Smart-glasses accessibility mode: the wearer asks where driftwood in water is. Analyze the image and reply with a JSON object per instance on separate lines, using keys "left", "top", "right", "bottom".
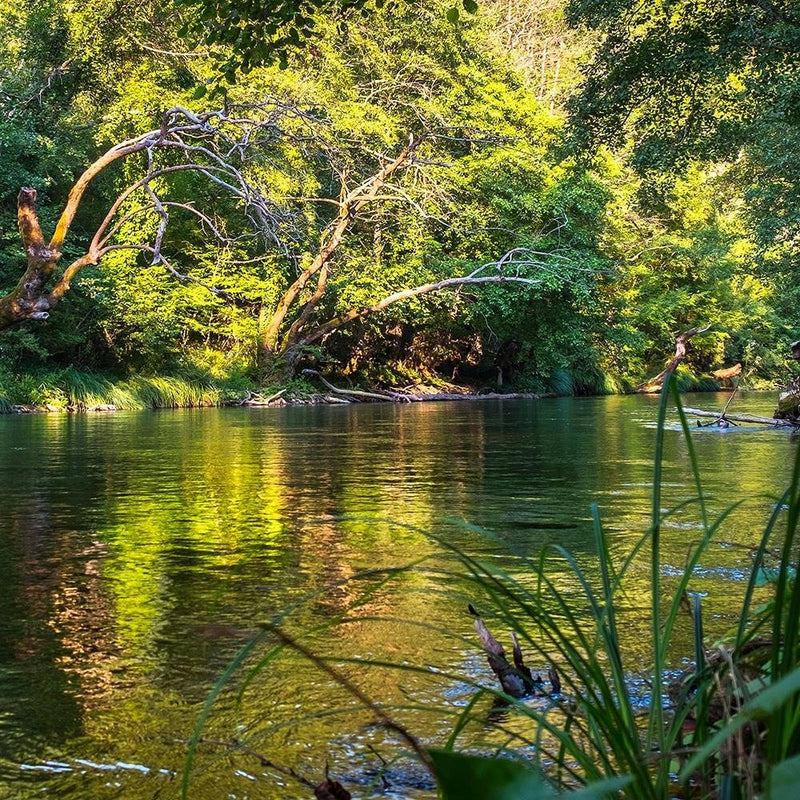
{"left": 399, "top": 391, "right": 547, "bottom": 402}
{"left": 302, "top": 370, "right": 548, "bottom": 404}
{"left": 639, "top": 325, "right": 712, "bottom": 393}
{"left": 683, "top": 407, "right": 799, "bottom": 428}
{"left": 711, "top": 363, "right": 742, "bottom": 383}
{"left": 469, "top": 606, "right": 559, "bottom": 698}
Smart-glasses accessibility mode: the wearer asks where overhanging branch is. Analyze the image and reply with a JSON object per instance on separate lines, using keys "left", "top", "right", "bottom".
{"left": 293, "top": 248, "right": 562, "bottom": 350}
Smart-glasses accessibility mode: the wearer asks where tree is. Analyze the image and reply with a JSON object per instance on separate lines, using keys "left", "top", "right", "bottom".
{"left": 566, "top": 0, "right": 800, "bottom": 260}
{"left": 3, "top": 106, "right": 561, "bottom": 375}
{"left": 175, "top": 0, "right": 480, "bottom": 87}
{"left": 1, "top": 0, "right": 626, "bottom": 389}
{"left": 3, "top": 107, "right": 283, "bottom": 330}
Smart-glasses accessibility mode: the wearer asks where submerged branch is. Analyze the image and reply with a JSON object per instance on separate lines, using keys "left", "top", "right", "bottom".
{"left": 682, "top": 408, "right": 799, "bottom": 428}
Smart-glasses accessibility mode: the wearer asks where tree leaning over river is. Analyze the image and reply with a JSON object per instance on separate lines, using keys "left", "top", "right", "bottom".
{"left": 4, "top": 105, "right": 577, "bottom": 376}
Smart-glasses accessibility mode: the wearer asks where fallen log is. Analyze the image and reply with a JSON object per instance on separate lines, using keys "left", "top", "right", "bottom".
{"left": 302, "top": 369, "right": 406, "bottom": 402}
{"left": 682, "top": 407, "right": 799, "bottom": 428}
{"left": 302, "top": 370, "right": 549, "bottom": 404}
{"left": 400, "top": 391, "right": 546, "bottom": 402}
{"left": 639, "top": 325, "right": 712, "bottom": 393}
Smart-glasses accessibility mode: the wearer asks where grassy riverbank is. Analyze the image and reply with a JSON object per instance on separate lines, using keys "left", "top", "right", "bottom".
{"left": 0, "top": 363, "right": 734, "bottom": 413}
{"left": 0, "top": 366, "right": 255, "bottom": 412}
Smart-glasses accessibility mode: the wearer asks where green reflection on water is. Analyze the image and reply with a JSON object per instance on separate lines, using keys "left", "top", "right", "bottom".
{"left": 0, "top": 394, "right": 793, "bottom": 797}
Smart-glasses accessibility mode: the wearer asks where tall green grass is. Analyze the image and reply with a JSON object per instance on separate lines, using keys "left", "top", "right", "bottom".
{"left": 183, "top": 374, "right": 800, "bottom": 799}
{"left": 0, "top": 366, "right": 253, "bottom": 411}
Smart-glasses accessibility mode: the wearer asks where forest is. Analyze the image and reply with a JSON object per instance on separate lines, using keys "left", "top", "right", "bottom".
{"left": 4, "top": 5, "right": 800, "bottom": 799}
{"left": 2, "top": 0, "right": 797, "bottom": 406}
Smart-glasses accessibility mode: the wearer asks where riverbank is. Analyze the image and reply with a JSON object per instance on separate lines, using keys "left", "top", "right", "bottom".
{"left": 0, "top": 364, "right": 735, "bottom": 413}
{"left": 0, "top": 373, "right": 550, "bottom": 413}
{"left": 0, "top": 367, "right": 253, "bottom": 413}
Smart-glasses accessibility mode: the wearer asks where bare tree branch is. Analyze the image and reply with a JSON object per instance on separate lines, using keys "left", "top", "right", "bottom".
{"left": 0, "top": 105, "right": 296, "bottom": 329}
{"left": 295, "top": 248, "right": 563, "bottom": 350}
{"left": 262, "top": 134, "right": 423, "bottom": 355}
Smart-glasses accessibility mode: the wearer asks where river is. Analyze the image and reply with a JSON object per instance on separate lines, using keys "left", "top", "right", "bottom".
{"left": 0, "top": 393, "right": 794, "bottom": 798}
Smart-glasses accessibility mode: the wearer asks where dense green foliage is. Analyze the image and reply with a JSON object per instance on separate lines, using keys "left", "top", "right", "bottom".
{"left": 567, "top": 0, "right": 800, "bottom": 309}
{"left": 0, "top": 0, "right": 796, "bottom": 399}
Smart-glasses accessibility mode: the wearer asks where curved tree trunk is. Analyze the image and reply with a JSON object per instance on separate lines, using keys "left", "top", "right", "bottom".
{"left": 272, "top": 247, "right": 558, "bottom": 375}
{"left": 0, "top": 107, "right": 291, "bottom": 335}
{"left": 0, "top": 188, "right": 62, "bottom": 327}
{"left": 0, "top": 112, "right": 568, "bottom": 383}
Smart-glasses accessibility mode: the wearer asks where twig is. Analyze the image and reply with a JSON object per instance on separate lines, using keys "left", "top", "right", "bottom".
{"left": 263, "top": 625, "right": 432, "bottom": 771}
{"left": 189, "top": 737, "right": 316, "bottom": 789}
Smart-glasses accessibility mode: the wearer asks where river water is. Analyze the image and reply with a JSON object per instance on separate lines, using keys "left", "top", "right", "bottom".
{"left": 0, "top": 393, "right": 794, "bottom": 798}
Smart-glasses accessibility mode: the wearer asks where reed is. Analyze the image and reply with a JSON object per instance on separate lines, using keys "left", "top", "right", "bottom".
{"left": 0, "top": 366, "right": 252, "bottom": 411}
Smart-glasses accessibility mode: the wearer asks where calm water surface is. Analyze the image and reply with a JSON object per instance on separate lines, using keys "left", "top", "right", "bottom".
{"left": 0, "top": 393, "right": 794, "bottom": 798}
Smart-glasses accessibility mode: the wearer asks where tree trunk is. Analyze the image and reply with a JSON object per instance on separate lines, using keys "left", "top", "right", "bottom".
{"left": 638, "top": 325, "right": 712, "bottom": 393}
{"left": 775, "top": 340, "right": 800, "bottom": 420}
{"left": 0, "top": 189, "right": 65, "bottom": 327}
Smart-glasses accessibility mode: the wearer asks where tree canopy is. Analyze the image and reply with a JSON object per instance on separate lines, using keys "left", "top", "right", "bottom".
{"left": 0, "top": 0, "right": 795, "bottom": 399}
{"left": 568, "top": 0, "right": 800, "bottom": 263}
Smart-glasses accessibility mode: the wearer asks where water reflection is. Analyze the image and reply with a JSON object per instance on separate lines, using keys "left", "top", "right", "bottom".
{"left": 0, "top": 393, "right": 794, "bottom": 796}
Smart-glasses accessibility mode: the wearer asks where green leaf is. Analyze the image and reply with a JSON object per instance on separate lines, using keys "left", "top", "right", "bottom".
{"left": 769, "top": 755, "right": 800, "bottom": 800}
{"left": 192, "top": 84, "right": 208, "bottom": 100}
{"left": 571, "top": 776, "right": 634, "bottom": 800}
{"left": 428, "top": 751, "right": 631, "bottom": 800}
{"left": 463, "top": 0, "right": 478, "bottom": 13}
{"left": 429, "top": 750, "right": 550, "bottom": 800}
{"left": 446, "top": 6, "right": 459, "bottom": 23}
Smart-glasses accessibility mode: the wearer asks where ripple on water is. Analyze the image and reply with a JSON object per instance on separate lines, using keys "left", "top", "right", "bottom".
{"left": 0, "top": 393, "right": 793, "bottom": 798}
